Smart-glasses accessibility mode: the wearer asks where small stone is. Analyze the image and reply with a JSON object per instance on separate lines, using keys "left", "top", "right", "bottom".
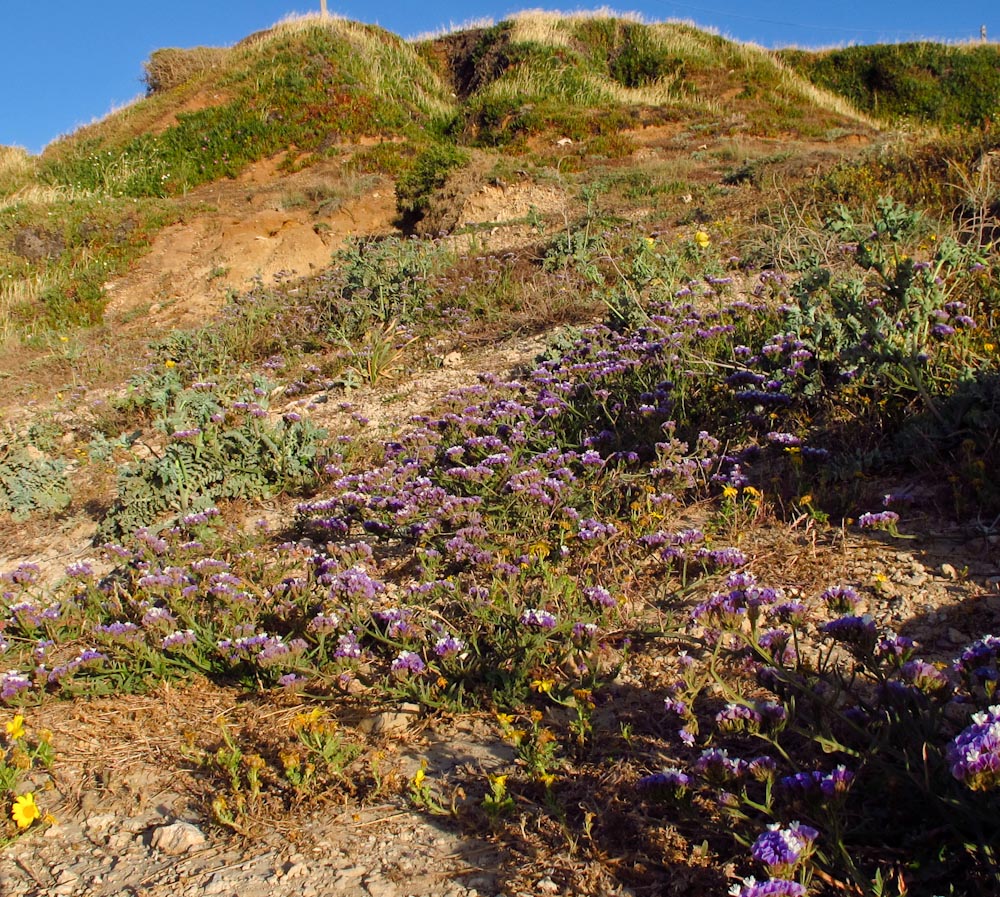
{"left": 358, "top": 708, "right": 417, "bottom": 735}
{"left": 85, "top": 813, "right": 117, "bottom": 831}
{"left": 150, "top": 821, "right": 207, "bottom": 855}
{"left": 941, "top": 563, "right": 958, "bottom": 580}
{"left": 286, "top": 862, "right": 309, "bottom": 879}
{"left": 537, "top": 879, "right": 560, "bottom": 894}
{"left": 203, "top": 876, "right": 232, "bottom": 895}
{"left": 443, "top": 351, "right": 462, "bottom": 368}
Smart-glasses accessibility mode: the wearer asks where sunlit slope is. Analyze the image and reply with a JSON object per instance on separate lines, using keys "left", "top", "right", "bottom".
{"left": 426, "top": 13, "right": 875, "bottom": 145}
{"left": 781, "top": 42, "right": 1000, "bottom": 129}
{"left": 36, "top": 16, "right": 456, "bottom": 197}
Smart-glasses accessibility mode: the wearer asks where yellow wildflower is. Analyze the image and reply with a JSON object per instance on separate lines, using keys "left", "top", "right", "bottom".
{"left": 531, "top": 678, "right": 555, "bottom": 694}
{"left": 413, "top": 768, "right": 426, "bottom": 788}
{"left": 12, "top": 793, "right": 41, "bottom": 830}
{"left": 5, "top": 714, "right": 25, "bottom": 741}
{"left": 722, "top": 485, "right": 738, "bottom": 500}
{"left": 694, "top": 230, "right": 711, "bottom": 248}
{"left": 164, "top": 359, "right": 176, "bottom": 369}
{"left": 527, "top": 541, "right": 550, "bottom": 559}
{"left": 538, "top": 772, "right": 556, "bottom": 788}
{"left": 985, "top": 343, "right": 996, "bottom": 352}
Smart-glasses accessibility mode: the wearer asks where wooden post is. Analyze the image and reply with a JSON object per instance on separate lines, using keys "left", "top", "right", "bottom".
{"left": 321, "top": 0, "right": 328, "bottom": 16}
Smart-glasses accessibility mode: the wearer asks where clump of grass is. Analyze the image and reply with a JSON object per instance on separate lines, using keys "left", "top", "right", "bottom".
{"left": 142, "top": 46, "right": 229, "bottom": 94}
{"left": 0, "top": 146, "right": 36, "bottom": 197}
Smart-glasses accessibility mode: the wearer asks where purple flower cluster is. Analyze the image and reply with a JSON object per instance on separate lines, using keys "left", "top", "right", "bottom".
{"left": 948, "top": 705, "right": 1000, "bottom": 791}
{"left": 778, "top": 764, "right": 854, "bottom": 798}
{"left": 750, "top": 821, "right": 817, "bottom": 875}
{"left": 857, "top": 510, "right": 900, "bottom": 530}
{"left": 391, "top": 650, "right": 426, "bottom": 675}
{"left": 636, "top": 767, "right": 690, "bottom": 797}
{"left": 730, "top": 878, "right": 806, "bottom": 897}
{"left": 520, "top": 608, "right": 558, "bottom": 629}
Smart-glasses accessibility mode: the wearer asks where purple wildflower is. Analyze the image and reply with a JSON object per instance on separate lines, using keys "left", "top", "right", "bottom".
{"left": 391, "top": 650, "right": 426, "bottom": 675}
{"left": 751, "top": 821, "right": 818, "bottom": 875}
{"left": 520, "top": 608, "right": 557, "bottom": 629}
{"left": 948, "top": 705, "right": 1000, "bottom": 791}
{"left": 583, "top": 585, "right": 616, "bottom": 608}
{"left": 433, "top": 635, "right": 465, "bottom": 658}
{"left": 0, "top": 670, "right": 32, "bottom": 700}
{"left": 857, "top": 510, "right": 900, "bottom": 530}
{"left": 636, "top": 768, "right": 690, "bottom": 797}
{"left": 162, "top": 629, "right": 197, "bottom": 650}
{"left": 729, "top": 878, "right": 806, "bottom": 897}
{"left": 820, "top": 585, "right": 860, "bottom": 613}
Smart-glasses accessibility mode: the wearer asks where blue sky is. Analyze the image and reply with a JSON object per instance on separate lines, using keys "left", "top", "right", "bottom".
{"left": 2, "top": 2, "right": 996, "bottom": 154}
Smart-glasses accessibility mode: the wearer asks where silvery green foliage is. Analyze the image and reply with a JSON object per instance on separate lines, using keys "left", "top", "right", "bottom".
{"left": 97, "top": 384, "right": 325, "bottom": 542}
{"left": 0, "top": 449, "right": 71, "bottom": 520}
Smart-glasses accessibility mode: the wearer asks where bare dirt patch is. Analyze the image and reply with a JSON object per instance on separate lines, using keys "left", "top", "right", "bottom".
{"left": 102, "top": 152, "right": 399, "bottom": 332}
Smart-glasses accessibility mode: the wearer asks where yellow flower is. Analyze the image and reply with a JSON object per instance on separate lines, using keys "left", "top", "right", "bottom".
{"left": 538, "top": 772, "right": 556, "bottom": 788}
{"left": 12, "top": 792, "right": 41, "bottom": 829}
{"left": 5, "top": 714, "right": 25, "bottom": 741}
{"left": 496, "top": 713, "right": 515, "bottom": 727}
{"left": 985, "top": 343, "right": 996, "bottom": 352}
{"left": 694, "top": 230, "right": 711, "bottom": 248}
{"left": 799, "top": 494, "right": 813, "bottom": 506}
{"left": 745, "top": 486, "right": 763, "bottom": 502}
{"left": 722, "top": 485, "right": 738, "bottom": 500}
{"left": 164, "top": 359, "right": 176, "bottom": 369}
{"left": 413, "top": 768, "right": 426, "bottom": 788}
{"left": 531, "top": 678, "right": 555, "bottom": 694}
{"left": 527, "top": 541, "right": 550, "bottom": 559}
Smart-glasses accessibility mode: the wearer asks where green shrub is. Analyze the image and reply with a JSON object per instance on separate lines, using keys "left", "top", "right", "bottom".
{"left": 395, "top": 143, "right": 469, "bottom": 228}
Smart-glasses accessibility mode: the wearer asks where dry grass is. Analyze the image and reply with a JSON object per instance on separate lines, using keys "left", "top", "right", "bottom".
{"left": 0, "top": 183, "right": 95, "bottom": 213}
{"left": 143, "top": 47, "right": 229, "bottom": 94}
{"left": 511, "top": 8, "right": 648, "bottom": 46}
{"left": 0, "top": 275, "right": 45, "bottom": 346}
{"left": 0, "top": 145, "right": 36, "bottom": 196}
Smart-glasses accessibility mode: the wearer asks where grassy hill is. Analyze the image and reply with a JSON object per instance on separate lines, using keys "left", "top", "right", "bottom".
{"left": 782, "top": 41, "right": 1000, "bottom": 129}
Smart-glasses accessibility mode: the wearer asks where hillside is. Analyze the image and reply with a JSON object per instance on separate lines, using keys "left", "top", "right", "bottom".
{"left": 1, "top": 12, "right": 1000, "bottom": 897}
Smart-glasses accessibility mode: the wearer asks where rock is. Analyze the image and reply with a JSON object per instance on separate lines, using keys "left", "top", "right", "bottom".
{"left": 286, "top": 862, "right": 309, "bottom": 879}
{"left": 941, "top": 563, "right": 958, "bottom": 580}
{"left": 358, "top": 704, "right": 419, "bottom": 735}
{"left": 85, "top": 813, "right": 117, "bottom": 832}
{"left": 150, "top": 821, "right": 207, "bottom": 855}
